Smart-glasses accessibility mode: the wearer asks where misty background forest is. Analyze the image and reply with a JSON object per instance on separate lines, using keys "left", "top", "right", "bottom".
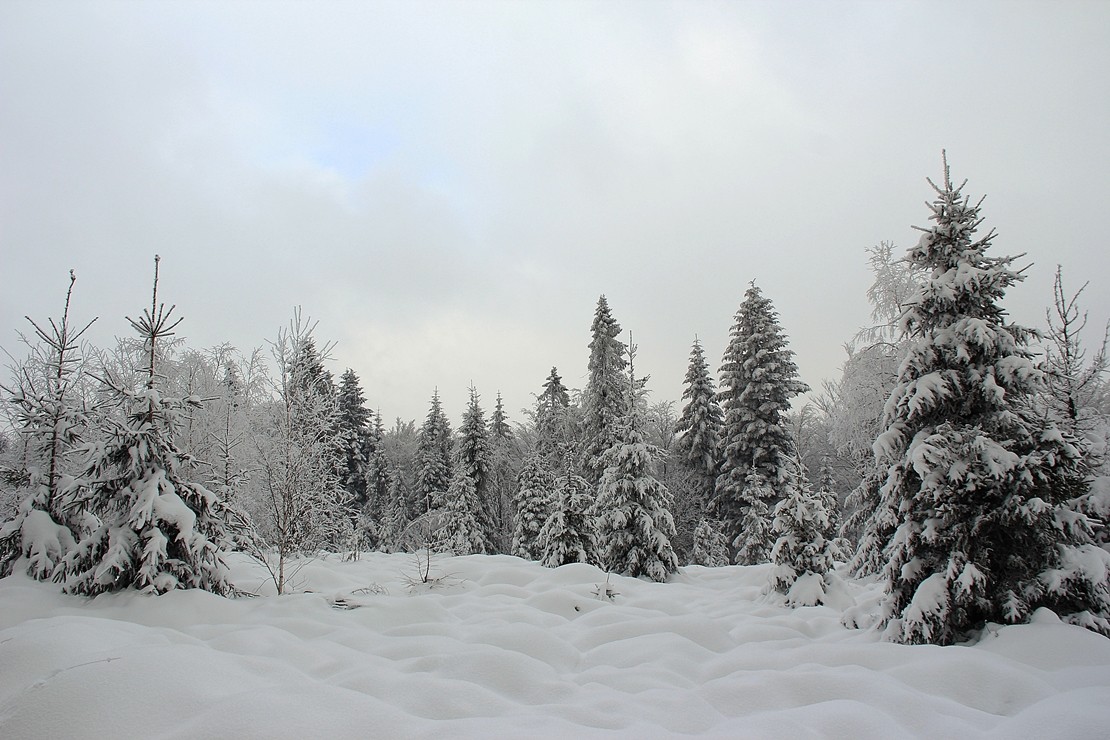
{"left": 2, "top": 157, "right": 1109, "bottom": 647}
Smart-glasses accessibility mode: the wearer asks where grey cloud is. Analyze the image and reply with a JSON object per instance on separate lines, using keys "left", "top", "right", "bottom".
{"left": 2, "top": 1, "right": 1108, "bottom": 423}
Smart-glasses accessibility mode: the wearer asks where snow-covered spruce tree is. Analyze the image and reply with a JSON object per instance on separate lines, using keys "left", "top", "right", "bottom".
{"left": 457, "top": 386, "right": 494, "bottom": 547}
{"left": 487, "top": 392, "right": 520, "bottom": 552}
{"left": 536, "top": 366, "right": 574, "bottom": 471}
{"left": 55, "top": 257, "right": 241, "bottom": 596}
{"left": 0, "top": 271, "right": 94, "bottom": 579}
{"left": 492, "top": 391, "right": 514, "bottom": 441}
{"left": 252, "top": 310, "right": 348, "bottom": 593}
{"left": 364, "top": 411, "right": 392, "bottom": 535}
{"left": 337, "top": 369, "right": 374, "bottom": 538}
{"left": 511, "top": 454, "right": 554, "bottom": 560}
{"left": 436, "top": 467, "right": 486, "bottom": 555}
{"left": 380, "top": 472, "right": 410, "bottom": 551}
{"left": 673, "top": 338, "right": 724, "bottom": 564}
{"left": 769, "top": 465, "right": 839, "bottom": 606}
{"left": 537, "top": 464, "right": 594, "bottom": 567}
{"left": 814, "top": 456, "right": 843, "bottom": 545}
{"left": 415, "top": 390, "right": 452, "bottom": 515}
{"left": 715, "top": 283, "right": 810, "bottom": 557}
{"left": 593, "top": 363, "right": 679, "bottom": 581}
{"left": 691, "top": 518, "right": 730, "bottom": 567}
{"left": 732, "top": 467, "right": 776, "bottom": 565}
{"left": 844, "top": 472, "right": 889, "bottom": 576}
{"left": 871, "top": 158, "right": 1110, "bottom": 644}
{"left": 581, "top": 296, "right": 630, "bottom": 483}
{"left": 674, "top": 338, "right": 723, "bottom": 484}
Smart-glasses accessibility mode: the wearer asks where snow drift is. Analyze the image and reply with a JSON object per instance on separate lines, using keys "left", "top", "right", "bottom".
{"left": 2, "top": 553, "right": 1108, "bottom": 738}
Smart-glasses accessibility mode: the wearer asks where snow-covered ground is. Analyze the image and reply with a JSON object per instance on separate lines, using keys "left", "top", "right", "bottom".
{"left": 2, "top": 553, "right": 1108, "bottom": 739}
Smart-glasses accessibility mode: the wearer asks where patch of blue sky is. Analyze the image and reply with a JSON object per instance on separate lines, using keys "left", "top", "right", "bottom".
{"left": 308, "top": 118, "right": 401, "bottom": 181}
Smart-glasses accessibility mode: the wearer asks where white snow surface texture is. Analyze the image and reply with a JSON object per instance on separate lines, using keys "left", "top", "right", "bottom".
{"left": 1, "top": 552, "right": 1108, "bottom": 739}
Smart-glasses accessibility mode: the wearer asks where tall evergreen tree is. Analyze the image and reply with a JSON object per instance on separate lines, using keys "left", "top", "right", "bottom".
{"left": 673, "top": 338, "right": 724, "bottom": 563}
{"left": 365, "top": 411, "right": 392, "bottom": 528}
{"left": 487, "top": 391, "right": 519, "bottom": 552}
{"left": 382, "top": 417, "right": 419, "bottom": 524}
{"left": 207, "top": 358, "right": 251, "bottom": 506}
{"left": 867, "top": 158, "right": 1110, "bottom": 644}
{"left": 415, "top": 390, "right": 452, "bottom": 515}
{"left": 715, "top": 283, "right": 809, "bottom": 557}
{"left": 456, "top": 386, "right": 493, "bottom": 546}
{"left": 536, "top": 367, "right": 573, "bottom": 470}
{"left": 581, "top": 296, "right": 630, "bottom": 483}
{"left": 55, "top": 257, "right": 240, "bottom": 596}
{"left": 0, "top": 271, "right": 93, "bottom": 579}
{"left": 844, "top": 472, "right": 889, "bottom": 576}
{"left": 293, "top": 338, "right": 335, "bottom": 402}
{"left": 336, "top": 369, "right": 372, "bottom": 513}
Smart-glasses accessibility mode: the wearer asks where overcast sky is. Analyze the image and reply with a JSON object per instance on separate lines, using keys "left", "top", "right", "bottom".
{"left": 2, "top": 1, "right": 1108, "bottom": 425}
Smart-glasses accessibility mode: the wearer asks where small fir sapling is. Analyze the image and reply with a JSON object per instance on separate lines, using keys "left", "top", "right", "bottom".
{"left": 538, "top": 465, "right": 595, "bottom": 567}
{"left": 769, "top": 466, "right": 839, "bottom": 607}
{"left": 731, "top": 467, "right": 776, "bottom": 565}
{"left": 55, "top": 256, "right": 243, "bottom": 596}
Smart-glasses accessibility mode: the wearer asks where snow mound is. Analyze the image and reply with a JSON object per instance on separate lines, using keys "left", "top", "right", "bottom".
{"left": 2, "top": 552, "right": 1109, "bottom": 738}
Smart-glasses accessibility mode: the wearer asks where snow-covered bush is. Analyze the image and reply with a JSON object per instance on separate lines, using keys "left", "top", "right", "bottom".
{"left": 691, "top": 518, "right": 730, "bottom": 567}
